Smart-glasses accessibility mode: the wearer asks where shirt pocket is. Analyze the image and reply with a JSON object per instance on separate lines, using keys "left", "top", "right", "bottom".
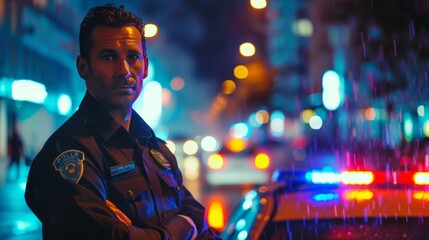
{"left": 156, "top": 170, "right": 182, "bottom": 211}
{"left": 108, "top": 171, "right": 158, "bottom": 227}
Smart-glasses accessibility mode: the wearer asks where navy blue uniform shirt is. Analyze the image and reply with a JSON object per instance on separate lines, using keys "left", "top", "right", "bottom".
{"left": 25, "top": 92, "right": 220, "bottom": 240}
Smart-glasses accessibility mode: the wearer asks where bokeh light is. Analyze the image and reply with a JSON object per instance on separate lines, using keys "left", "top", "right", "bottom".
{"left": 254, "top": 153, "right": 270, "bottom": 169}
{"left": 183, "top": 140, "right": 199, "bottom": 155}
{"left": 170, "top": 77, "right": 185, "bottom": 91}
{"left": 201, "top": 136, "right": 220, "bottom": 152}
{"left": 239, "top": 42, "right": 256, "bottom": 57}
{"left": 250, "top": 0, "right": 267, "bottom": 9}
{"left": 165, "top": 140, "right": 176, "bottom": 153}
{"left": 255, "top": 110, "right": 270, "bottom": 124}
{"left": 183, "top": 156, "right": 200, "bottom": 180}
{"left": 144, "top": 23, "right": 158, "bottom": 38}
{"left": 57, "top": 94, "right": 72, "bottom": 116}
{"left": 234, "top": 65, "right": 249, "bottom": 79}
{"left": 207, "top": 153, "right": 224, "bottom": 169}
{"left": 226, "top": 138, "right": 247, "bottom": 152}
{"left": 221, "top": 80, "right": 236, "bottom": 95}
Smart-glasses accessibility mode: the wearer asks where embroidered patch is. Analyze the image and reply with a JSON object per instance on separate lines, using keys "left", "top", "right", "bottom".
{"left": 53, "top": 150, "right": 85, "bottom": 183}
{"left": 150, "top": 149, "right": 171, "bottom": 170}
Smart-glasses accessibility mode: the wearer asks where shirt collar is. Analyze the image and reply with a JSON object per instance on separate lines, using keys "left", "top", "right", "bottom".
{"left": 79, "top": 92, "right": 159, "bottom": 150}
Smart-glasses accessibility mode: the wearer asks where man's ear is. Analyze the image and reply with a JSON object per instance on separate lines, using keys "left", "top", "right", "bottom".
{"left": 143, "top": 55, "right": 149, "bottom": 79}
{"left": 77, "top": 55, "right": 89, "bottom": 79}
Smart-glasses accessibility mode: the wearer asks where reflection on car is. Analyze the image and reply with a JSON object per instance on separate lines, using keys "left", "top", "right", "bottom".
{"left": 220, "top": 168, "right": 429, "bottom": 239}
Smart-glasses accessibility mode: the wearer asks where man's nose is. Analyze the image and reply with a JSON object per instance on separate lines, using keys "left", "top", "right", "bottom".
{"left": 117, "top": 59, "right": 131, "bottom": 79}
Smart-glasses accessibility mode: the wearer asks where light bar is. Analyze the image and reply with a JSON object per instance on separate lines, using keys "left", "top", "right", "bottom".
{"left": 273, "top": 169, "right": 429, "bottom": 186}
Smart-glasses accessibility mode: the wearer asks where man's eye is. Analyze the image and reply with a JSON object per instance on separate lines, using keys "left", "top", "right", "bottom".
{"left": 102, "top": 55, "right": 114, "bottom": 61}
{"left": 129, "top": 54, "right": 142, "bottom": 60}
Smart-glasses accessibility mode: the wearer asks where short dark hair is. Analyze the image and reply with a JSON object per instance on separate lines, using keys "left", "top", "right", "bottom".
{"left": 79, "top": 3, "right": 146, "bottom": 59}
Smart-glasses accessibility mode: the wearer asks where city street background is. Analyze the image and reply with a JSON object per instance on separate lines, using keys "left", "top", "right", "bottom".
{"left": 2, "top": 0, "right": 429, "bottom": 239}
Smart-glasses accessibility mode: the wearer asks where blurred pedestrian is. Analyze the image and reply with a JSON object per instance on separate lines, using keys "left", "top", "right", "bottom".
{"left": 24, "top": 3, "right": 220, "bottom": 240}
{"left": 7, "top": 124, "right": 24, "bottom": 181}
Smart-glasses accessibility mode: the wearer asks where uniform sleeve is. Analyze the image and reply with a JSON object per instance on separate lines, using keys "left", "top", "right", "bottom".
{"left": 177, "top": 186, "right": 221, "bottom": 240}
{"left": 25, "top": 138, "right": 196, "bottom": 240}
{"left": 158, "top": 142, "right": 221, "bottom": 240}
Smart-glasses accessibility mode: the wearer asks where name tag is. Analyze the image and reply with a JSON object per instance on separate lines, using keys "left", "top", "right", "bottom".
{"left": 110, "top": 162, "right": 135, "bottom": 177}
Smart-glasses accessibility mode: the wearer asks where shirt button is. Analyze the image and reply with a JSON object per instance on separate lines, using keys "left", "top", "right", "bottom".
{"left": 176, "top": 186, "right": 181, "bottom": 191}
{"left": 127, "top": 190, "right": 134, "bottom": 198}
{"left": 162, "top": 212, "right": 167, "bottom": 218}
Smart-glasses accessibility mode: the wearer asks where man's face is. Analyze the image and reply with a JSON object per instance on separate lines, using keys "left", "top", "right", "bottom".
{"left": 78, "top": 26, "right": 148, "bottom": 112}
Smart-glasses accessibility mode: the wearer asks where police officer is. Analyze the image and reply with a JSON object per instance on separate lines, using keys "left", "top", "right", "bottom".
{"left": 25, "top": 4, "right": 220, "bottom": 239}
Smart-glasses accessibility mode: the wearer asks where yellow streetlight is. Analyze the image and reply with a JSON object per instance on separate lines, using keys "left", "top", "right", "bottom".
{"left": 239, "top": 42, "right": 256, "bottom": 57}
{"left": 221, "top": 80, "right": 236, "bottom": 95}
{"left": 233, "top": 65, "right": 249, "bottom": 79}
{"left": 144, "top": 23, "right": 158, "bottom": 38}
{"left": 250, "top": 0, "right": 267, "bottom": 9}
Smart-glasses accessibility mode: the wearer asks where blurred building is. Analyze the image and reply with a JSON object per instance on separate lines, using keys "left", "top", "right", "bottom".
{"left": 265, "top": 0, "right": 429, "bottom": 149}
{"left": 0, "top": 0, "right": 85, "bottom": 166}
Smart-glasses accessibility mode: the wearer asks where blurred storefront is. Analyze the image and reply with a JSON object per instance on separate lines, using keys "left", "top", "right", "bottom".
{"left": 0, "top": 0, "right": 84, "bottom": 177}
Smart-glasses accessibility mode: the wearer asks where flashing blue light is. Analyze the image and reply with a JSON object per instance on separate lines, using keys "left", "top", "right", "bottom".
{"left": 242, "top": 200, "right": 253, "bottom": 210}
{"left": 235, "top": 219, "right": 246, "bottom": 231}
{"left": 306, "top": 170, "right": 341, "bottom": 184}
{"left": 313, "top": 193, "right": 340, "bottom": 202}
{"left": 237, "top": 231, "right": 248, "bottom": 240}
{"left": 244, "top": 190, "right": 257, "bottom": 200}
{"left": 271, "top": 171, "right": 280, "bottom": 182}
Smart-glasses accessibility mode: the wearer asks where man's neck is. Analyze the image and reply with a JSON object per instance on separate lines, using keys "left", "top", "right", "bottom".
{"left": 109, "top": 108, "right": 132, "bottom": 131}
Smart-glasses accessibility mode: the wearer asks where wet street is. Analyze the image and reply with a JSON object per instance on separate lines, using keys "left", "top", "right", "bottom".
{"left": 0, "top": 162, "right": 41, "bottom": 240}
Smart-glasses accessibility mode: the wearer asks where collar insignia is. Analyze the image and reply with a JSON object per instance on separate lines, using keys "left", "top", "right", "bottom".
{"left": 53, "top": 150, "right": 85, "bottom": 183}
{"left": 150, "top": 149, "right": 171, "bottom": 170}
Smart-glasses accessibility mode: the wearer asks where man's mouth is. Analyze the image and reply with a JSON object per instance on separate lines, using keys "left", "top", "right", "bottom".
{"left": 114, "top": 85, "right": 136, "bottom": 90}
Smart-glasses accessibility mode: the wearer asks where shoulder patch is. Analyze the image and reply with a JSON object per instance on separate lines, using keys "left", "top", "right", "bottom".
{"left": 52, "top": 150, "right": 85, "bottom": 184}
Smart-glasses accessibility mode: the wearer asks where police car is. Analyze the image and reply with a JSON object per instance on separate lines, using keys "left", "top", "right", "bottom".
{"left": 219, "top": 168, "right": 429, "bottom": 239}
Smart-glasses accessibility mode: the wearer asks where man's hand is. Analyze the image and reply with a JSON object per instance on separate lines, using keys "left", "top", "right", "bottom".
{"left": 106, "top": 200, "right": 132, "bottom": 226}
{"left": 178, "top": 215, "right": 198, "bottom": 240}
